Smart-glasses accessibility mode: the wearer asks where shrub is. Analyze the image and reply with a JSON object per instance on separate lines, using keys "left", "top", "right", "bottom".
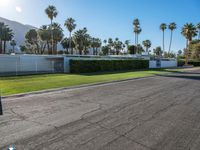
{"left": 178, "top": 60, "right": 200, "bottom": 66}
{"left": 70, "top": 59, "right": 149, "bottom": 73}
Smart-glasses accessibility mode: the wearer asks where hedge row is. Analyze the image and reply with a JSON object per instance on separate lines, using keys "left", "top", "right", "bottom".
{"left": 178, "top": 60, "right": 200, "bottom": 66}
{"left": 70, "top": 59, "right": 149, "bottom": 73}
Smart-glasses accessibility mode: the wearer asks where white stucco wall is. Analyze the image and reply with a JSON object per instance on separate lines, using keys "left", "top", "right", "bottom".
{"left": 149, "top": 60, "right": 177, "bottom": 68}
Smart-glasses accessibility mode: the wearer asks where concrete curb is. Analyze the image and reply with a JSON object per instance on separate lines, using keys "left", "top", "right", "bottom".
{"left": 2, "top": 76, "right": 156, "bottom": 99}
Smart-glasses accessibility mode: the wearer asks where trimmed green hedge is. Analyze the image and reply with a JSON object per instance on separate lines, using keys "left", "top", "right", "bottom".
{"left": 178, "top": 60, "right": 200, "bottom": 66}
{"left": 70, "top": 59, "right": 149, "bottom": 73}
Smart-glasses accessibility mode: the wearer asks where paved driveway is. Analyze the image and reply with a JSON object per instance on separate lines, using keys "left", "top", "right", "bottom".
{"left": 0, "top": 68, "right": 200, "bottom": 150}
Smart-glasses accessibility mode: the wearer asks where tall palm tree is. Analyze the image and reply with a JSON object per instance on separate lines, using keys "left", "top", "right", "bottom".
{"left": 133, "top": 18, "right": 140, "bottom": 45}
{"left": 10, "top": 40, "right": 16, "bottom": 53}
{"left": 168, "top": 22, "right": 177, "bottom": 53}
{"left": 45, "top": 5, "right": 58, "bottom": 54}
{"left": 64, "top": 18, "right": 76, "bottom": 54}
{"left": 160, "top": 23, "right": 167, "bottom": 52}
{"left": 197, "top": 23, "right": 200, "bottom": 39}
{"left": 181, "top": 23, "right": 197, "bottom": 65}
{"left": 136, "top": 27, "right": 142, "bottom": 45}
{"left": 142, "top": 40, "right": 151, "bottom": 54}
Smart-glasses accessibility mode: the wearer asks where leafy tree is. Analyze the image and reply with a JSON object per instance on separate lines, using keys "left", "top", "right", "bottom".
{"left": 136, "top": 44, "right": 144, "bottom": 54}
{"left": 45, "top": 5, "right": 58, "bottom": 54}
{"left": 25, "top": 29, "right": 40, "bottom": 54}
{"left": 160, "top": 23, "right": 167, "bottom": 52}
{"left": 181, "top": 23, "right": 197, "bottom": 65}
{"left": 20, "top": 45, "right": 27, "bottom": 53}
{"left": 64, "top": 18, "right": 76, "bottom": 54}
{"left": 101, "top": 46, "right": 109, "bottom": 55}
{"left": 153, "top": 46, "right": 163, "bottom": 57}
{"left": 128, "top": 45, "right": 137, "bottom": 54}
{"left": 197, "top": 23, "right": 200, "bottom": 40}
{"left": 10, "top": 40, "right": 16, "bottom": 53}
{"left": 168, "top": 22, "right": 177, "bottom": 53}
{"left": 142, "top": 40, "right": 151, "bottom": 53}
{"left": 113, "top": 38, "right": 123, "bottom": 55}
{"left": 189, "top": 40, "right": 200, "bottom": 60}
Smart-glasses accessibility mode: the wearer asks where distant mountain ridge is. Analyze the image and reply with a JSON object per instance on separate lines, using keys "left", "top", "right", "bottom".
{"left": 0, "top": 16, "right": 37, "bottom": 48}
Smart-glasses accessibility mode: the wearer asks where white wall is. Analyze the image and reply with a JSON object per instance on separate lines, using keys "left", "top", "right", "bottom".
{"left": 149, "top": 61, "right": 157, "bottom": 68}
{"left": 149, "top": 60, "right": 177, "bottom": 68}
{"left": 161, "top": 60, "right": 177, "bottom": 68}
{"left": 0, "top": 55, "right": 64, "bottom": 74}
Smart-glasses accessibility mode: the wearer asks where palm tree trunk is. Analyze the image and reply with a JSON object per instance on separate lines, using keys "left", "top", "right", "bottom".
{"left": 69, "top": 32, "right": 73, "bottom": 55}
{"left": 168, "top": 30, "right": 173, "bottom": 53}
{"left": 51, "top": 19, "right": 53, "bottom": 55}
{"left": 93, "top": 47, "right": 95, "bottom": 55}
{"left": 185, "top": 39, "right": 189, "bottom": 66}
{"left": 135, "top": 33, "right": 137, "bottom": 45}
{"left": 163, "top": 31, "right": 165, "bottom": 53}
{"left": 0, "top": 39, "right": 2, "bottom": 54}
{"left": 3, "top": 41, "right": 6, "bottom": 54}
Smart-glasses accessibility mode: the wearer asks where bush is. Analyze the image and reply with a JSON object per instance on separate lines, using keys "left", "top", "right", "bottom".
{"left": 70, "top": 59, "right": 149, "bottom": 73}
{"left": 178, "top": 60, "right": 200, "bottom": 66}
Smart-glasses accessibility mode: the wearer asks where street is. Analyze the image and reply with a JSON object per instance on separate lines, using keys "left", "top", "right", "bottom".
{"left": 0, "top": 68, "right": 200, "bottom": 150}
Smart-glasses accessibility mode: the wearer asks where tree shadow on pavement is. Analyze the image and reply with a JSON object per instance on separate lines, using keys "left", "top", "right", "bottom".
{"left": 156, "top": 74, "right": 200, "bottom": 81}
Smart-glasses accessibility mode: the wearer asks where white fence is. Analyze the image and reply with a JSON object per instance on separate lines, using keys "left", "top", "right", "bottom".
{"left": 0, "top": 55, "right": 64, "bottom": 75}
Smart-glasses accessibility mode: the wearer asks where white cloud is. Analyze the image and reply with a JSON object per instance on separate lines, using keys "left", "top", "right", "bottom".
{"left": 15, "top": 6, "right": 22, "bottom": 13}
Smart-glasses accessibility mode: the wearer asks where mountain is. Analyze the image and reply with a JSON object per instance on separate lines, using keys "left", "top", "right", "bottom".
{"left": 0, "top": 17, "right": 63, "bottom": 52}
{"left": 0, "top": 17, "right": 37, "bottom": 49}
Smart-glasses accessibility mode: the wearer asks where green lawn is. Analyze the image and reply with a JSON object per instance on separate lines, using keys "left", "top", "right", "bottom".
{"left": 0, "top": 69, "right": 180, "bottom": 96}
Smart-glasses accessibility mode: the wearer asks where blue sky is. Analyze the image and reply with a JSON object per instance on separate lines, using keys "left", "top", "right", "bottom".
{"left": 0, "top": 0, "right": 200, "bottom": 52}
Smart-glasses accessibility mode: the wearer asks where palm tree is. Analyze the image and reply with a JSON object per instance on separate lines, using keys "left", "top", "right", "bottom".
{"left": 64, "top": 18, "right": 76, "bottom": 54}
{"left": 160, "top": 23, "right": 167, "bottom": 52}
{"left": 142, "top": 40, "right": 151, "bottom": 54}
{"left": 38, "top": 25, "right": 51, "bottom": 54}
{"left": 108, "top": 38, "right": 113, "bottom": 55}
{"left": 125, "top": 40, "right": 130, "bottom": 53}
{"left": 197, "top": 23, "right": 200, "bottom": 39}
{"left": 181, "top": 23, "right": 197, "bottom": 65}
{"left": 45, "top": 5, "right": 58, "bottom": 55}
{"left": 133, "top": 19, "right": 140, "bottom": 45}
{"left": 73, "top": 28, "right": 90, "bottom": 55}
{"left": 10, "top": 40, "right": 16, "bottom": 53}
{"left": 1, "top": 26, "right": 14, "bottom": 54}
{"left": 51, "top": 23, "right": 64, "bottom": 53}
{"left": 168, "top": 22, "right": 177, "bottom": 53}
{"left": 136, "top": 27, "right": 142, "bottom": 45}
{"left": 103, "top": 39, "right": 107, "bottom": 45}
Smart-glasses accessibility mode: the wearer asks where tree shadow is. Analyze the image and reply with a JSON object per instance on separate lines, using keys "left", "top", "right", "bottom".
{"left": 156, "top": 74, "right": 200, "bottom": 81}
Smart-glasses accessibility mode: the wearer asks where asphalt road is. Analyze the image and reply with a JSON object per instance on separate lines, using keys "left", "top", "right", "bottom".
{"left": 0, "top": 68, "right": 200, "bottom": 150}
